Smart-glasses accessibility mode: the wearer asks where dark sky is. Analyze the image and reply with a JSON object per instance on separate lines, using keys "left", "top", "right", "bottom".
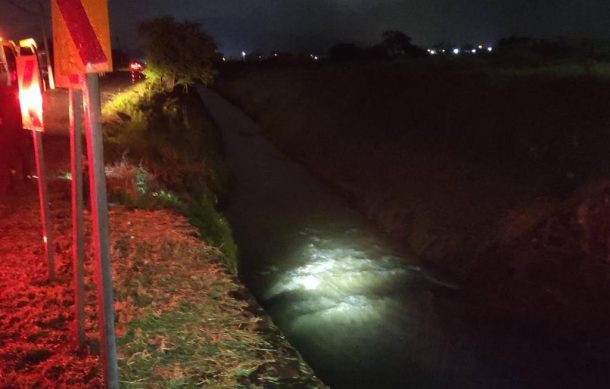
{"left": 1, "top": 0, "right": 609, "bottom": 56}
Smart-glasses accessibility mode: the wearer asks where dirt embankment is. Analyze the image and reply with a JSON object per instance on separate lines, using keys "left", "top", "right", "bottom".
{"left": 215, "top": 61, "right": 610, "bottom": 341}
{"left": 0, "top": 136, "right": 325, "bottom": 387}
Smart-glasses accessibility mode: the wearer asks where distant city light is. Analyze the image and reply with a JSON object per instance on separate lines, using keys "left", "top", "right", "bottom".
{"left": 241, "top": 51, "right": 246, "bottom": 60}
{"left": 430, "top": 49, "right": 437, "bottom": 55}
{"left": 478, "top": 45, "right": 483, "bottom": 49}
{"left": 453, "top": 48, "right": 460, "bottom": 55}
{"left": 314, "top": 56, "right": 319, "bottom": 60}
{"left": 471, "top": 49, "right": 477, "bottom": 54}
{"left": 487, "top": 47, "right": 493, "bottom": 52}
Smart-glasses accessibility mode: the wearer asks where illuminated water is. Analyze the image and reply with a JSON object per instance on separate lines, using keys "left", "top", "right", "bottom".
{"left": 198, "top": 88, "right": 603, "bottom": 388}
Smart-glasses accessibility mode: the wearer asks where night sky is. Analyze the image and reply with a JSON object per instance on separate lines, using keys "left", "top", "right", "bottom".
{"left": 1, "top": 0, "right": 609, "bottom": 56}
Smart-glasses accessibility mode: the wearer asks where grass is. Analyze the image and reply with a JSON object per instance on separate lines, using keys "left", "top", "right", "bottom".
{"left": 110, "top": 215, "right": 277, "bottom": 387}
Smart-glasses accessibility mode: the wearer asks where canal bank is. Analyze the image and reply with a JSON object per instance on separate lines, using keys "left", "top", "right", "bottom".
{"left": 199, "top": 86, "right": 610, "bottom": 389}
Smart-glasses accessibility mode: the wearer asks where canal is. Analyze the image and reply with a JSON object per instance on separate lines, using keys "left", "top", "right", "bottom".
{"left": 197, "top": 87, "right": 605, "bottom": 389}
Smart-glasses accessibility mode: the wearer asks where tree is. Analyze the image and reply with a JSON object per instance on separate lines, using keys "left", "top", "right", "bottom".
{"left": 381, "top": 30, "right": 426, "bottom": 58}
{"left": 138, "top": 17, "right": 217, "bottom": 90}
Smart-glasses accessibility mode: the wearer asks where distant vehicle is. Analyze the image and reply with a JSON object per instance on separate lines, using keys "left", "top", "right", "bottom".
{"left": 129, "top": 60, "right": 144, "bottom": 72}
{"left": 129, "top": 60, "right": 145, "bottom": 83}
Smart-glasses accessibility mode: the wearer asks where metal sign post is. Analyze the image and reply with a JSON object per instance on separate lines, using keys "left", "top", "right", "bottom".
{"left": 69, "top": 87, "right": 85, "bottom": 346}
{"left": 83, "top": 72, "right": 119, "bottom": 389}
{"left": 32, "top": 131, "right": 55, "bottom": 280}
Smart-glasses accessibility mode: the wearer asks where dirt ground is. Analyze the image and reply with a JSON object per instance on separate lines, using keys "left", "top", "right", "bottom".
{"left": 0, "top": 137, "right": 101, "bottom": 386}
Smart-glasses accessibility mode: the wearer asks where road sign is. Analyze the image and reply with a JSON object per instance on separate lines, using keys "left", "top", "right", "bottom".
{"left": 52, "top": 0, "right": 113, "bottom": 87}
{"left": 16, "top": 55, "right": 44, "bottom": 132}
{"left": 17, "top": 49, "right": 55, "bottom": 280}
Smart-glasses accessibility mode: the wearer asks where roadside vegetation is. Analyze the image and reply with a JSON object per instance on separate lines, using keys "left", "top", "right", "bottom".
{"left": 102, "top": 17, "right": 235, "bottom": 270}
{"left": 215, "top": 43, "right": 610, "bottom": 343}
{"left": 102, "top": 79, "right": 237, "bottom": 271}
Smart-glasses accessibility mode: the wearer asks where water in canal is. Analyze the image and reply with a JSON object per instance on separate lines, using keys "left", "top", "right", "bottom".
{"left": 198, "top": 88, "right": 603, "bottom": 389}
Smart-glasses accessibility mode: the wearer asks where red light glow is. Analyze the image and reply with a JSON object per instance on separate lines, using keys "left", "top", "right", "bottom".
{"left": 19, "top": 85, "right": 44, "bottom": 130}
{"left": 17, "top": 56, "right": 44, "bottom": 131}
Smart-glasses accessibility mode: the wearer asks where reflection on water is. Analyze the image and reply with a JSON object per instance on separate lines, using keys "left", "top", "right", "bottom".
{"left": 251, "top": 224, "right": 481, "bottom": 389}
{"left": 264, "top": 235, "right": 409, "bottom": 333}
{"left": 266, "top": 242, "right": 408, "bottom": 299}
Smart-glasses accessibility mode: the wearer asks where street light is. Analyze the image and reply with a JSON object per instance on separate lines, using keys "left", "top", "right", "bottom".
{"left": 242, "top": 51, "right": 246, "bottom": 61}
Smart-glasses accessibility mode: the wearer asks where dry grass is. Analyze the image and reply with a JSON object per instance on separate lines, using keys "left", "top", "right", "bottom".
{"left": 0, "top": 137, "right": 324, "bottom": 388}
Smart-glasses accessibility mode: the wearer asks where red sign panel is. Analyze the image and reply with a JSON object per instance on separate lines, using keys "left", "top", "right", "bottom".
{"left": 17, "top": 55, "right": 44, "bottom": 132}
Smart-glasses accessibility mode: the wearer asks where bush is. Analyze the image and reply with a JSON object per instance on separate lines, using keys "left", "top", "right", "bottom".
{"left": 103, "top": 82, "right": 236, "bottom": 271}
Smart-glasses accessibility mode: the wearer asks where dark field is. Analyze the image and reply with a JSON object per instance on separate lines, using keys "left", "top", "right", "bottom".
{"left": 215, "top": 57, "right": 610, "bottom": 351}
